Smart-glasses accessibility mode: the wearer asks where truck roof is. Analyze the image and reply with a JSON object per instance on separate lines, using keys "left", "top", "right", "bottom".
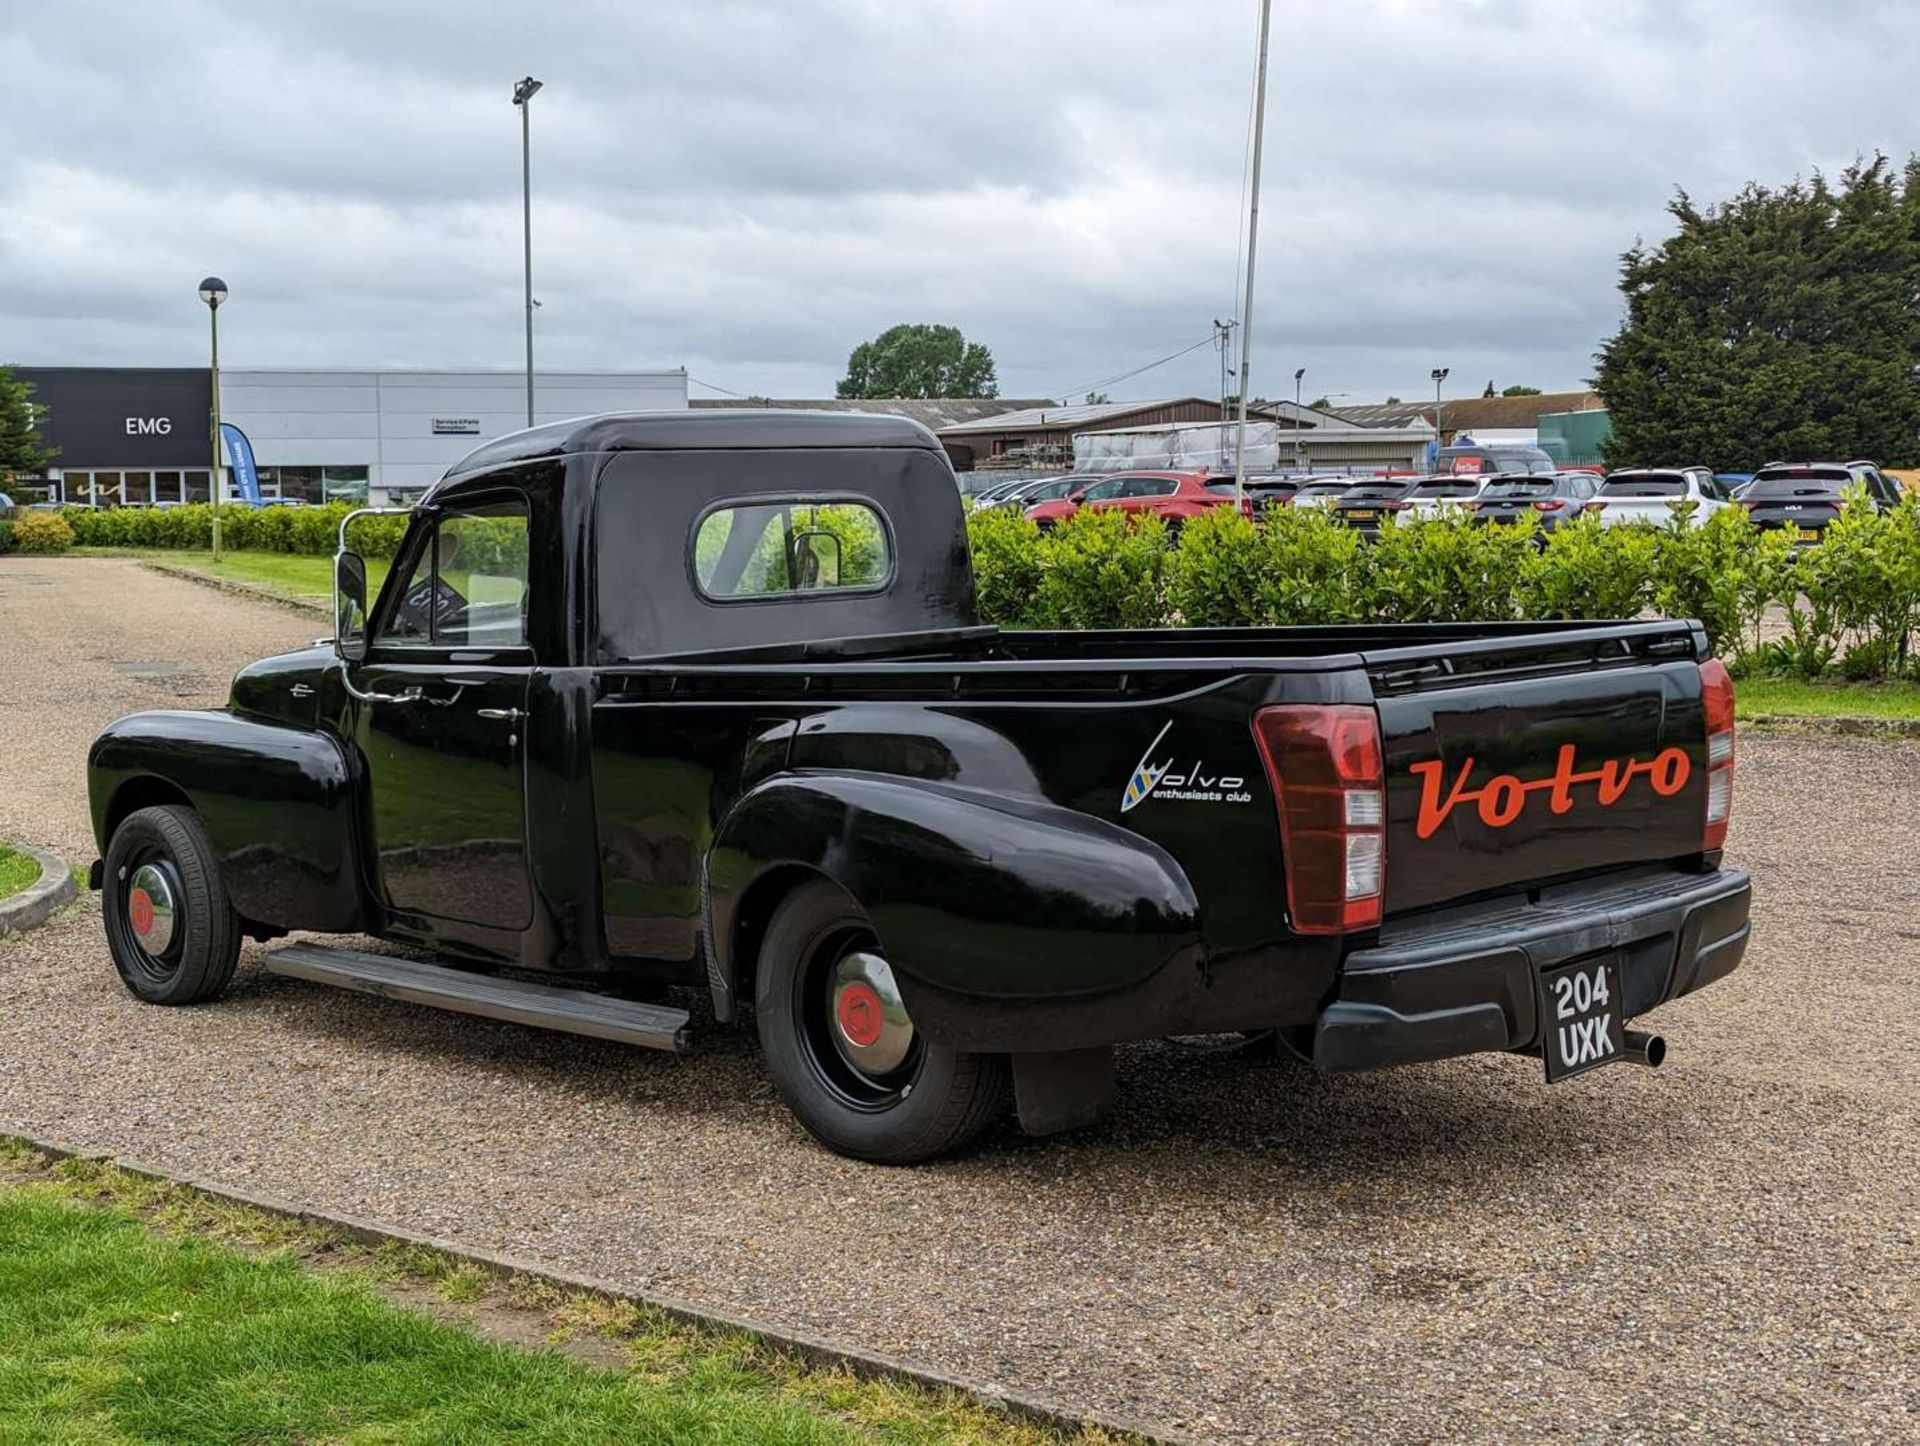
{"left": 438, "top": 408, "right": 946, "bottom": 493}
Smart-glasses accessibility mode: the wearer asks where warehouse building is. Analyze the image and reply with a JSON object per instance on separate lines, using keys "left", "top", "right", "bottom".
{"left": 16, "top": 366, "right": 688, "bottom": 507}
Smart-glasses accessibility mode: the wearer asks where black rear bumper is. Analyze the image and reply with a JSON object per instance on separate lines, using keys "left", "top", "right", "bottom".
{"left": 1313, "top": 866, "right": 1751, "bottom": 1072}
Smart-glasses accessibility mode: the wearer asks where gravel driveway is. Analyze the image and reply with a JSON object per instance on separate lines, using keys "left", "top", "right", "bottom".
{"left": 3, "top": 556, "right": 1916, "bottom": 1443}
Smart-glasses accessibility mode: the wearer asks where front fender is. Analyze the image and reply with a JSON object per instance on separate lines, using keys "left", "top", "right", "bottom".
{"left": 89, "top": 709, "right": 365, "bottom": 932}
{"left": 706, "top": 771, "right": 1201, "bottom": 1044}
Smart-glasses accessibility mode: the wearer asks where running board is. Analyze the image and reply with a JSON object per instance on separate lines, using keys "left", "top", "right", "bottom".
{"left": 261, "top": 944, "right": 692, "bottom": 1054}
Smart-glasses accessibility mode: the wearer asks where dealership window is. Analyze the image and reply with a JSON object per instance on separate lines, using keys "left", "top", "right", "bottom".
{"left": 255, "top": 465, "right": 370, "bottom": 504}
{"left": 56, "top": 469, "right": 212, "bottom": 507}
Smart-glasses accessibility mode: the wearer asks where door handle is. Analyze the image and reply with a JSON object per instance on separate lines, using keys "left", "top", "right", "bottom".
{"left": 476, "top": 707, "right": 526, "bottom": 722}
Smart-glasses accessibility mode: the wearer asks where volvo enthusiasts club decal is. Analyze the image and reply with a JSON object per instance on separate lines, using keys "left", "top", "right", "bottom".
{"left": 1122, "top": 722, "right": 1253, "bottom": 812}
{"left": 1409, "top": 744, "right": 1691, "bottom": 839}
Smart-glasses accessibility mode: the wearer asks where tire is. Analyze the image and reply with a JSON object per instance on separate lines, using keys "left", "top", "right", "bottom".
{"left": 754, "top": 879, "right": 1007, "bottom": 1164}
{"left": 103, "top": 805, "right": 241, "bottom": 1006}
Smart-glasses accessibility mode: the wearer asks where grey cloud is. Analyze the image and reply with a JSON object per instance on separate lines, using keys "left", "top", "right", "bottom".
{"left": 3, "top": 0, "right": 1916, "bottom": 405}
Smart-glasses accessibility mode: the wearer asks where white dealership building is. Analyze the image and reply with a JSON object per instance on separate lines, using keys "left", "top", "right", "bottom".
{"left": 18, "top": 366, "right": 689, "bottom": 508}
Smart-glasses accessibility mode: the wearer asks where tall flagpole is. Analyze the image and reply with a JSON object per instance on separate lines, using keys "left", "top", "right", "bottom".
{"left": 1233, "top": 0, "right": 1274, "bottom": 501}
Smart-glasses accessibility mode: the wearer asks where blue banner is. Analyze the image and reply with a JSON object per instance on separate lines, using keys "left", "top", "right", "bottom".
{"left": 219, "top": 422, "right": 262, "bottom": 505}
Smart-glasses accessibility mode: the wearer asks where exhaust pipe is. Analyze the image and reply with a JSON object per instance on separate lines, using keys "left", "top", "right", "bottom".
{"left": 1623, "top": 1029, "right": 1666, "bottom": 1068}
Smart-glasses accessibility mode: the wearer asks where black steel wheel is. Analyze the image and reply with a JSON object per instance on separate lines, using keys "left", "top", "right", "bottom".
{"left": 755, "top": 879, "right": 1007, "bottom": 1163}
{"left": 102, "top": 805, "right": 241, "bottom": 1005}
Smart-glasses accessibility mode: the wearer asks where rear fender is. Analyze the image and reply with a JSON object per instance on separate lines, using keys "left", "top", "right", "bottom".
{"left": 704, "top": 772, "right": 1201, "bottom": 1044}
{"left": 89, "top": 709, "right": 366, "bottom": 932}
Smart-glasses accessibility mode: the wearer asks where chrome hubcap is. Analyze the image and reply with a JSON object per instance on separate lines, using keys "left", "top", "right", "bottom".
{"left": 127, "top": 863, "right": 178, "bottom": 956}
{"left": 829, "top": 951, "right": 914, "bottom": 1076}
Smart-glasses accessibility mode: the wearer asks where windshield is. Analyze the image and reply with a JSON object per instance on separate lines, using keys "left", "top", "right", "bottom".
{"left": 1410, "top": 480, "right": 1480, "bottom": 498}
{"left": 1601, "top": 474, "right": 1685, "bottom": 498}
{"left": 1481, "top": 479, "right": 1556, "bottom": 498}
{"left": 1296, "top": 483, "right": 1351, "bottom": 498}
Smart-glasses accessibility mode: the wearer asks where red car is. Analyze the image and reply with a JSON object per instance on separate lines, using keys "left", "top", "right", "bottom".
{"left": 1025, "top": 471, "right": 1247, "bottom": 528}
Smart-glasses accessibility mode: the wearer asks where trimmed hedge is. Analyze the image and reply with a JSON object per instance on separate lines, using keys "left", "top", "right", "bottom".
{"left": 61, "top": 502, "right": 410, "bottom": 559}
{"left": 969, "top": 494, "right": 1918, "bottom": 682}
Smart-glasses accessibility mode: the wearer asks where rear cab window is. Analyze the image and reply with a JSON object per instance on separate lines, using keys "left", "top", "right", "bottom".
{"left": 693, "top": 499, "right": 892, "bottom": 600}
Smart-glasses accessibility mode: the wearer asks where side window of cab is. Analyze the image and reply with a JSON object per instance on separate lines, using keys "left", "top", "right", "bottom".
{"left": 375, "top": 499, "right": 532, "bottom": 650}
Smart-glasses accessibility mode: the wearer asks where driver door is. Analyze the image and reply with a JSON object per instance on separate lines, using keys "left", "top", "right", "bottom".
{"left": 353, "top": 496, "right": 533, "bottom": 934}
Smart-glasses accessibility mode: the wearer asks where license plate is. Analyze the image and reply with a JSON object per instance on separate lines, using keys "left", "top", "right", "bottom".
{"left": 1797, "top": 528, "right": 1820, "bottom": 542}
{"left": 1347, "top": 509, "right": 1378, "bottom": 521}
{"left": 1541, "top": 955, "right": 1626, "bottom": 1082}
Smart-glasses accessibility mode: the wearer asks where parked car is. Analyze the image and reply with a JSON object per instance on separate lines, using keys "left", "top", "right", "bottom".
{"left": 84, "top": 409, "right": 1750, "bottom": 1163}
{"left": 1401, "top": 474, "right": 1488, "bottom": 520}
{"left": 1328, "top": 477, "right": 1420, "bottom": 536}
{"left": 1585, "top": 468, "right": 1731, "bottom": 527}
{"left": 1200, "top": 473, "right": 1334, "bottom": 515}
{"left": 1472, "top": 471, "right": 1603, "bottom": 533}
{"left": 1025, "top": 470, "right": 1242, "bottom": 529}
{"left": 975, "top": 474, "right": 1098, "bottom": 514}
{"left": 1741, "top": 462, "right": 1902, "bottom": 543}
{"left": 0, "top": 491, "right": 13, "bottom": 517}
{"left": 1437, "top": 444, "right": 1557, "bottom": 478}
{"left": 1288, "top": 479, "right": 1357, "bottom": 510}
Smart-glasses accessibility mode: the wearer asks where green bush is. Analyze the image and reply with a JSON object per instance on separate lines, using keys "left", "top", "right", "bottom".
{"left": 12, "top": 511, "right": 74, "bottom": 554}
{"left": 1367, "top": 511, "right": 1536, "bottom": 623}
{"left": 0, "top": 520, "right": 14, "bottom": 555}
{"left": 1032, "top": 508, "right": 1170, "bottom": 629}
{"left": 966, "top": 507, "right": 1046, "bottom": 628}
{"left": 1518, "top": 514, "right": 1657, "bottom": 621}
{"left": 1251, "top": 506, "right": 1371, "bottom": 624}
{"left": 58, "top": 501, "right": 415, "bottom": 560}
{"left": 1167, "top": 507, "right": 1265, "bottom": 625}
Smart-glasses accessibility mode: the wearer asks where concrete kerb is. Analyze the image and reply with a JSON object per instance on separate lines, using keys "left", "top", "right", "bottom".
{"left": 0, "top": 843, "right": 78, "bottom": 934}
{"left": 1, "top": 1127, "right": 1187, "bottom": 1446}
{"left": 137, "top": 559, "right": 329, "bottom": 616}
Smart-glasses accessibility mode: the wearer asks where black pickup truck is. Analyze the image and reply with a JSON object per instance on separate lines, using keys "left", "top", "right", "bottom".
{"left": 87, "top": 411, "right": 1751, "bottom": 1162}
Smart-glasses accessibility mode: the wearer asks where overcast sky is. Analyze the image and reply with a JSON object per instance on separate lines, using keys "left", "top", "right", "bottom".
{"left": 2, "top": 0, "right": 1912, "bottom": 406}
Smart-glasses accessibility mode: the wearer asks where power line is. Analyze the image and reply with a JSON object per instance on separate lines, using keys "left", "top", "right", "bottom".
{"left": 1061, "top": 334, "right": 1219, "bottom": 402}
{"left": 688, "top": 374, "right": 748, "bottom": 397}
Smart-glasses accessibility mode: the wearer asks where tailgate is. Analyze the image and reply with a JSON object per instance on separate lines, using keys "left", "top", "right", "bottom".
{"left": 1368, "top": 627, "right": 1710, "bottom": 914}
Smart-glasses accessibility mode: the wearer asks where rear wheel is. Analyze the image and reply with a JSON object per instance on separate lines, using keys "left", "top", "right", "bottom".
{"left": 754, "top": 880, "right": 1007, "bottom": 1163}
{"left": 103, "top": 805, "right": 241, "bottom": 1005}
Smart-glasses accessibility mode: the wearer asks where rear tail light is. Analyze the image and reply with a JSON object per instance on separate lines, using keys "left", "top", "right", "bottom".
{"left": 1699, "top": 658, "right": 1735, "bottom": 851}
{"left": 1382, "top": 500, "right": 1410, "bottom": 511}
{"left": 1740, "top": 499, "right": 1761, "bottom": 511}
{"left": 1251, "top": 705, "right": 1386, "bottom": 933}
{"left": 1533, "top": 499, "right": 1565, "bottom": 512}
{"left": 1582, "top": 500, "right": 1607, "bottom": 512}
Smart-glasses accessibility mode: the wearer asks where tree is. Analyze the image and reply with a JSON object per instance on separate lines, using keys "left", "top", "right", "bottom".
{"left": 1501, "top": 385, "right": 1543, "bottom": 397}
{"left": 1596, "top": 156, "right": 1920, "bottom": 470}
{"left": 1083, "top": 391, "right": 1110, "bottom": 405}
{"left": 836, "top": 324, "right": 998, "bottom": 399}
{"left": 0, "top": 365, "right": 55, "bottom": 477}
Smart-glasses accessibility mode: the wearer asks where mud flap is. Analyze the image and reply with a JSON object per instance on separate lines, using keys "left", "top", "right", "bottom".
{"left": 1012, "top": 1046, "right": 1115, "bottom": 1137}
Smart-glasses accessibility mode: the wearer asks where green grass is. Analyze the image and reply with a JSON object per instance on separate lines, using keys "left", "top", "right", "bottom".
{"left": 71, "top": 548, "right": 390, "bottom": 606}
{"left": 0, "top": 1147, "right": 1120, "bottom": 1446}
{"left": 1734, "top": 676, "right": 1920, "bottom": 721}
{"left": 0, "top": 846, "right": 40, "bottom": 900}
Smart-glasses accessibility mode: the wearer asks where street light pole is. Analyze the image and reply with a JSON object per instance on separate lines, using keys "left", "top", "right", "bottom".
{"left": 513, "top": 76, "right": 544, "bottom": 430}
{"left": 1430, "top": 367, "right": 1450, "bottom": 471}
{"left": 1293, "top": 366, "right": 1306, "bottom": 471}
{"left": 198, "top": 277, "right": 229, "bottom": 562}
{"left": 1232, "top": 0, "right": 1274, "bottom": 502}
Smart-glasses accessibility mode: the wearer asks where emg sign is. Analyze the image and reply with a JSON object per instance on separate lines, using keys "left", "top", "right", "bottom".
{"left": 125, "top": 416, "right": 173, "bottom": 435}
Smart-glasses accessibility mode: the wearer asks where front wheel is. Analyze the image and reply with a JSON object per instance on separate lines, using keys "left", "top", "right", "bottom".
{"left": 103, "top": 805, "right": 241, "bottom": 1005}
{"left": 754, "top": 880, "right": 1007, "bottom": 1163}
